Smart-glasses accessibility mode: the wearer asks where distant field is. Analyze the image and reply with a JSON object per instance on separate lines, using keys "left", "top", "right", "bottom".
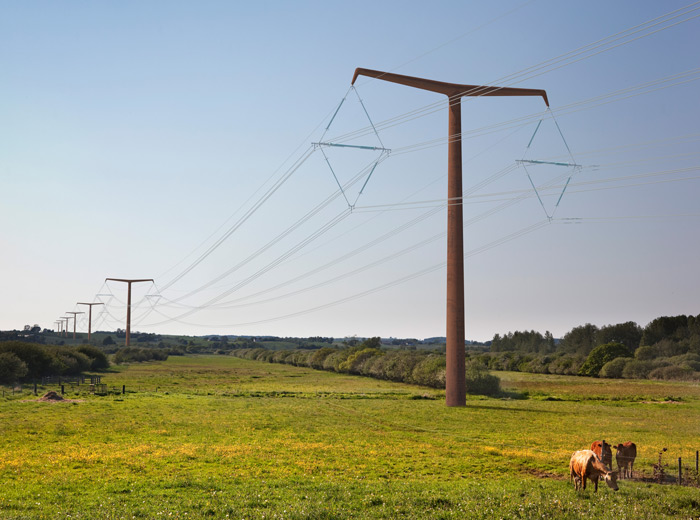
{"left": 1, "top": 355, "right": 699, "bottom": 519}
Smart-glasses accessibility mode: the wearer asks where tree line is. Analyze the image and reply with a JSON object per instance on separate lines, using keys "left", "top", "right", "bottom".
{"left": 0, "top": 342, "right": 109, "bottom": 385}
{"left": 481, "top": 314, "right": 700, "bottom": 380}
{"left": 230, "top": 337, "right": 503, "bottom": 397}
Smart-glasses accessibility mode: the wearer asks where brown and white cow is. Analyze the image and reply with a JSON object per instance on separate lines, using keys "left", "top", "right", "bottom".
{"left": 613, "top": 442, "right": 637, "bottom": 479}
{"left": 569, "top": 450, "right": 619, "bottom": 492}
{"left": 590, "top": 440, "right": 613, "bottom": 468}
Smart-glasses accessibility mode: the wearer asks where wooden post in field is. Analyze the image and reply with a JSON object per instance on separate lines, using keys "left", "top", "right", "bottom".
{"left": 678, "top": 457, "right": 682, "bottom": 485}
{"left": 696, "top": 451, "right": 698, "bottom": 474}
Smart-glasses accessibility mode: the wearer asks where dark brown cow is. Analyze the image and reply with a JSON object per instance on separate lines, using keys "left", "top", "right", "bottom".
{"left": 591, "top": 440, "right": 613, "bottom": 468}
{"left": 613, "top": 442, "right": 637, "bottom": 479}
{"left": 569, "top": 450, "right": 619, "bottom": 492}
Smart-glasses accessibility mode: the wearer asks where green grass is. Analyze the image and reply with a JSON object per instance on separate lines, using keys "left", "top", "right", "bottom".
{"left": 2, "top": 355, "right": 699, "bottom": 519}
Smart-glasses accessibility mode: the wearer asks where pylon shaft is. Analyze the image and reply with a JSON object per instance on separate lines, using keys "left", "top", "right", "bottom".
{"left": 445, "top": 98, "right": 466, "bottom": 407}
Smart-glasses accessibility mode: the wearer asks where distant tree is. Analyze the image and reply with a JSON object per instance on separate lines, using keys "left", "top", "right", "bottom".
{"left": 102, "top": 336, "right": 115, "bottom": 346}
{"left": 560, "top": 324, "right": 599, "bottom": 356}
{"left": 0, "top": 352, "right": 28, "bottom": 384}
{"left": 579, "top": 342, "right": 632, "bottom": 377}
{"left": 597, "top": 321, "right": 642, "bottom": 352}
{"left": 641, "top": 315, "right": 689, "bottom": 346}
{"left": 360, "top": 337, "right": 382, "bottom": 350}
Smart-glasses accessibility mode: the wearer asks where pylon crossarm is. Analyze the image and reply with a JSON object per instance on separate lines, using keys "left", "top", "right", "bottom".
{"left": 352, "top": 68, "right": 549, "bottom": 106}
{"left": 312, "top": 142, "right": 390, "bottom": 152}
{"left": 516, "top": 159, "right": 581, "bottom": 168}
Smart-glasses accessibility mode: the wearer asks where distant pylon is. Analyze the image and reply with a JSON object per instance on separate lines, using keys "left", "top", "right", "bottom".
{"left": 61, "top": 317, "right": 73, "bottom": 338}
{"left": 77, "top": 302, "right": 104, "bottom": 343}
{"left": 65, "top": 311, "right": 85, "bottom": 340}
{"left": 105, "top": 278, "right": 154, "bottom": 346}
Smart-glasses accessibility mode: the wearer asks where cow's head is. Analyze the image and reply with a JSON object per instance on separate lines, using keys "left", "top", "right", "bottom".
{"left": 604, "top": 470, "right": 619, "bottom": 491}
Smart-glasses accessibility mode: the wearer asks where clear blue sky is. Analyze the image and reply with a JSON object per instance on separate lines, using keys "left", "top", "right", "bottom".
{"left": 2, "top": 0, "right": 699, "bottom": 341}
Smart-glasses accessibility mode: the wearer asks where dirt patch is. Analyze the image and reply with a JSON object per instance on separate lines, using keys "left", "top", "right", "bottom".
{"left": 39, "top": 391, "right": 64, "bottom": 401}
{"left": 25, "top": 391, "right": 84, "bottom": 403}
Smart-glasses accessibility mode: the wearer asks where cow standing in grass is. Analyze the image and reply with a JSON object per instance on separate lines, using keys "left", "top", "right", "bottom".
{"left": 614, "top": 442, "right": 637, "bottom": 479}
{"left": 569, "top": 450, "right": 619, "bottom": 492}
{"left": 591, "top": 440, "right": 613, "bottom": 468}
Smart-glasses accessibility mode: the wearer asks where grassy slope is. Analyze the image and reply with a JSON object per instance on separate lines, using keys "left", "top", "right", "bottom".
{"left": 1, "top": 356, "right": 699, "bottom": 519}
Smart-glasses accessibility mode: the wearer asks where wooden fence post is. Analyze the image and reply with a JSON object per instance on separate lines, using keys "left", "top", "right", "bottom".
{"left": 122, "top": 385, "right": 125, "bottom": 395}
{"left": 678, "top": 457, "right": 682, "bottom": 485}
{"left": 696, "top": 451, "right": 698, "bottom": 474}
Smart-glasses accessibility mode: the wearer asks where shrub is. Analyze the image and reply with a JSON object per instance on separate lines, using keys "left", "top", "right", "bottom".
{"left": 0, "top": 352, "right": 28, "bottom": 385}
{"left": 322, "top": 349, "right": 351, "bottom": 372}
{"left": 622, "top": 359, "right": 658, "bottom": 379}
{"left": 634, "top": 345, "right": 658, "bottom": 360}
{"left": 0, "top": 341, "right": 54, "bottom": 379}
{"left": 667, "top": 353, "right": 700, "bottom": 371}
{"left": 599, "top": 357, "right": 630, "bottom": 378}
{"left": 75, "top": 345, "right": 110, "bottom": 371}
{"left": 648, "top": 365, "right": 696, "bottom": 381}
{"left": 579, "top": 342, "right": 632, "bottom": 377}
{"left": 50, "top": 348, "right": 92, "bottom": 375}
{"left": 410, "top": 354, "right": 446, "bottom": 388}
{"left": 383, "top": 351, "right": 424, "bottom": 382}
{"left": 112, "top": 347, "right": 169, "bottom": 364}
{"left": 548, "top": 354, "right": 585, "bottom": 375}
{"left": 465, "top": 362, "right": 502, "bottom": 396}
{"left": 309, "top": 348, "right": 334, "bottom": 369}
{"left": 338, "top": 348, "right": 382, "bottom": 374}
{"left": 520, "top": 355, "right": 551, "bottom": 374}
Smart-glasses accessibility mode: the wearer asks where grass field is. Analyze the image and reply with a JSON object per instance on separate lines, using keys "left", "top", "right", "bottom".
{"left": 2, "top": 355, "right": 700, "bottom": 519}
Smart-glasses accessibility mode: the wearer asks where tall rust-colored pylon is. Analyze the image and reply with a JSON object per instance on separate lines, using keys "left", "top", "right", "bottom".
{"left": 105, "top": 278, "right": 154, "bottom": 346}
{"left": 351, "top": 68, "right": 549, "bottom": 406}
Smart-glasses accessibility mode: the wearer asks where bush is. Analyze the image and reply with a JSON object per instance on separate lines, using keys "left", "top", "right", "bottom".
{"left": 410, "top": 354, "right": 446, "bottom": 388}
{"left": 667, "top": 353, "right": 700, "bottom": 371}
{"left": 338, "top": 348, "right": 382, "bottom": 374}
{"left": 0, "top": 352, "right": 28, "bottom": 385}
{"left": 112, "top": 347, "right": 169, "bottom": 364}
{"left": 465, "top": 362, "right": 502, "bottom": 396}
{"left": 599, "top": 357, "right": 630, "bottom": 378}
{"left": 382, "top": 351, "right": 424, "bottom": 382}
{"left": 520, "top": 355, "right": 551, "bottom": 374}
{"left": 75, "top": 345, "right": 110, "bottom": 371}
{"left": 322, "top": 349, "right": 351, "bottom": 372}
{"left": 309, "top": 348, "right": 334, "bottom": 369}
{"left": 579, "top": 342, "right": 632, "bottom": 377}
{"left": 0, "top": 341, "right": 54, "bottom": 379}
{"left": 622, "top": 359, "right": 659, "bottom": 379}
{"left": 50, "top": 348, "right": 92, "bottom": 375}
{"left": 634, "top": 345, "right": 658, "bottom": 360}
{"left": 648, "top": 365, "right": 696, "bottom": 381}
{"left": 548, "top": 354, "right": 585, "bottom": 375}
